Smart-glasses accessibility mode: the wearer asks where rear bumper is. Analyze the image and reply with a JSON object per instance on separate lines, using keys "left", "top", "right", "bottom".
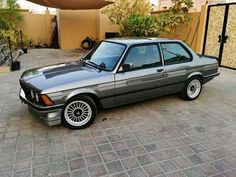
{"left": 203, "top": 72, "right": 220, "bottom": 84}
{"left": 19, "top": 89, "right": 62, "bottom": 126}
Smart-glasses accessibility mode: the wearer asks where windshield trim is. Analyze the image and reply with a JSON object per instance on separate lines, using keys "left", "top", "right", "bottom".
{"left": 82, "top": 41, "right": 127, "bottom": 72}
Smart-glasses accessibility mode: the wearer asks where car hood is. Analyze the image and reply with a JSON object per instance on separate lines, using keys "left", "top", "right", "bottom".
{"left": 20, "top": 60, "right": 112, "bottom": 93}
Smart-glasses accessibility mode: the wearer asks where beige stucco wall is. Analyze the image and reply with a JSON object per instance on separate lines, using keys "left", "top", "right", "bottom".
{"left": 195, "top": 5, "right": 207, "bottom": 53}
{"left": 98, "top": 9, "right": 120, "bottom": 40}
{"left": 17, "top": 3, "right": 207, "bottom": 52}
{"left": 17, "top": 10, "right": 53, "bottom": 45}
{"left": 58, "top": 10, "right": 98, "bottom": 49}
{"left": 57, "top": 9, "right": 119, "bottom": 49}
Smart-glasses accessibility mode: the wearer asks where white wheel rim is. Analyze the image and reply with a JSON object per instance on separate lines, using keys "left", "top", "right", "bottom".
{"left": 187, "top": 79, "right": 201, "bottom": 99}
{"left": 64, "top": 100, "right": 92, "bottom": 127}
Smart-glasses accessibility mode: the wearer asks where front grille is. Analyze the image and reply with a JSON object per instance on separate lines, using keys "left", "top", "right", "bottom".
{"left": 20, "top": 82, "right": 44, "bottom": 106}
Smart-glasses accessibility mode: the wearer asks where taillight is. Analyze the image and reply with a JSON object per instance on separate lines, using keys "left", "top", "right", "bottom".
{"left": 40, "top": 95, "right": 54, "bottom": 106}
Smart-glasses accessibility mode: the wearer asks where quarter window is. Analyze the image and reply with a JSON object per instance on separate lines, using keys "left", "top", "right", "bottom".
{"left": 123, "top": 44, "right": 162, "bottom": 70}
{"left": 161, "top": 43, "right": 192, "bottom": 65}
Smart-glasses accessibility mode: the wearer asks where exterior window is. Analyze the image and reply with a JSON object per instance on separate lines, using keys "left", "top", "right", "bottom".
{"left": 161, "top": 43, "right": 192, "bottom": 65}
{"left": 84, "top": 41, "right": 126, "bottom": 71}
{"left": 123, "top": 44, "right": 162, "bottom": 70}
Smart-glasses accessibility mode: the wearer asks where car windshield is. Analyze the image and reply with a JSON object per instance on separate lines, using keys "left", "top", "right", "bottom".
{"left": 83, "top": 41, "right": 126, "bottom": 71}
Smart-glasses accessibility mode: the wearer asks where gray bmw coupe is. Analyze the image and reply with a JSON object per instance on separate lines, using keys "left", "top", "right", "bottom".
{"left": 20, "top": 38, "right": 219, "bottom": 129}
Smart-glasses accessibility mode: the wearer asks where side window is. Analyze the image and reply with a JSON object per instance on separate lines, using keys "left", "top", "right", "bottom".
{"left": 123, "top": 44, "right": 162, "bottom": 70}
{"left": 161, "top": 43, "right": 192, "bottom": 65}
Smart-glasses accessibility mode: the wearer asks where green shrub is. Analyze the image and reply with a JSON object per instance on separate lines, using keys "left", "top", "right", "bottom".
{"left": 0, "top": 0, "right": 23, "bottom": 29}
{"left": 102, "top": 0, "right": 151, "bottom": 35}
{"left": 0, "top": 18, "right": 10, "bottom": 30}
{"left": 103, "top": 0, "right": 193, "bottom": 37}
{"left": 157, "top": 0, "right": 193, "bottom": 35}
{"left": 125, "top": 14, "right": 159, "bottom": 37}
{"left": 0, "top": 29, "right": 17, "bottom": 48}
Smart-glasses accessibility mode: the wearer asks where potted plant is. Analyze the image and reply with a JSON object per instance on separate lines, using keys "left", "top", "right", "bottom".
{"left": 22, "top": 36, "right": 30, "bottom": 53}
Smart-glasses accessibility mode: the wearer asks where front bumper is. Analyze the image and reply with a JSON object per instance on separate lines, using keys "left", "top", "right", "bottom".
{"left": 19, "top": 89, "right": 62, "bottom": 126}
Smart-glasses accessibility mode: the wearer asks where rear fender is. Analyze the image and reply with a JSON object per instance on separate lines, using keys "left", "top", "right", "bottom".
{"left": 187, "top": 72, "right": 203, "bottom": 80}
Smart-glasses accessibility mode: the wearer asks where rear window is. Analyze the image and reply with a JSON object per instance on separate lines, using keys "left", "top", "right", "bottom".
{"left": 161, "top": 43, "right": 192, "bottom": 65}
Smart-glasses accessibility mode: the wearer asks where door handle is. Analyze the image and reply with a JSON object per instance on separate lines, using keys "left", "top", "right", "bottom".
{"left": 218, "top": 35, "right": 222, "bottom": 43}
{"left": 156, "top": 69, "right": 164, "bottom": 73}
{"left": 218, "top": 35, "right": 228, "bottom": 43}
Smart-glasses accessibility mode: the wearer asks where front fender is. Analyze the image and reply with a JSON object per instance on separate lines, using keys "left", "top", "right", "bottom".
{"left": 66, "top": 88, "right": 99, "bottom": 102}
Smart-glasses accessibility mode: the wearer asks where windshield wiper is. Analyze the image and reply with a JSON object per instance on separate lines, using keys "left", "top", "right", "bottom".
{"left": 83, "top": 60, "right": 105, "bottom": 71}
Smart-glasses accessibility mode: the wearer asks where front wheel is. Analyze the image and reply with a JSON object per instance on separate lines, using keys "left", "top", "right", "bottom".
{"left": 180, "top": 77, "right": 202, "bottom": 100}
{"left": 62, "top": 95, "right": 97, "bottom": 129}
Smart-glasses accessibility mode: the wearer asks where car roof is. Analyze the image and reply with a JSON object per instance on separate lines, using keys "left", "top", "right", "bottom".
{"left": 104, "top": 38, "right": 180, "bottom": 45}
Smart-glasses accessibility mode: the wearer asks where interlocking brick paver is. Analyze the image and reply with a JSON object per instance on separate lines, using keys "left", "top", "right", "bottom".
{"left": 94, "top": 136, "right": 108, "bottom": 145}
{"left": 116, "top": 148, "right": 132, "bottom": 159}
{"left": 0, "top": 49, "right": 235, "bottom": 177}
{"left": 127, "top": 168, "right": 148, "bottom": 177}
{"left": 33, "top": 165, "right": 50, "bottom": 177}
{"left": 50, "top": 161, "right": 68, "bottom": 175}
{"left": 106, "top": 160, "right": 124, "bottom": 174}
{"left": 130, "top": 146, "right": 147, "bottom": 156}
{"left": 13, "top": 169, "right": 31, "bottom": 177}
{"left": 187, "top": 154, "right": 205, "bottom": 166}
{"left": 97, "top": 143, "right": 113, "bottom": 153}
{"left": 71, "top": 168, "right": 90, "bottom": 177}
{"left": 69, "top": 158, "right": 86, "bottom": 171}
{"left": 222, "top": 156, "right": 236, "bottom": 168}
{"left": 173, "top": 156, "right": 192, "bottom": 169}
{"left": 83, "top": 146, "right": 98, "bottom": 156}
{"left": 67, "top": 151, "right": 83, "bottom": 160}
{"left": 136, "top": 154, "right": 154, "bottom": 166}
{"left": 210, "top": 160, "right": 232, "bottom": 173}
{"left": 86, "top": 154, "right": 102, "bottom": 166}
{"left": 122, "top": 157, "right": 140, "bottom": 169}
{"left": 167, "top": 171, "right": 186, "bottom": 177}
{"left": 101, "top": 151, "right": 118, "bottom": 162}
{"left": 222, "top": 169, "right": 236, "bottom": 177}
{"left": 197, "top": 163, "right": 218, "bottom": 176}
{"left": 143, "top": 143, "right": 159, "bottom": 152}
{"left": 159, "top": 160, "right": 178, "bottom": 173}
{"left": 111, "top": 172, "right": 129, "bottom": 177}
{"left": 33, "top": 156, "right": 50, "bottom": 167}
{"left": 164, "top": 148, "right": 181, "bottom": 159}
{"left": 212, "top": 147, "right": 232, "bottom": 158}
{"left": 183, "top": 168, "right": 204, "bottom": 177}
{"left": 150, "top": 151, "right": 168, "bottom": 162}
{"left": 143, "top": 163, "right": 163, "bottom": 177}
{"left": 88, "top": 164, "right": 108, "bottom": 177}
{"left": 14, "top": 159, "right": 31, "bottom": 171}
{"left": 111, "top": 141, "right": 128, "bottom": 150}
{"left": 52, "top": 173, "right": 70, "bottom": 177}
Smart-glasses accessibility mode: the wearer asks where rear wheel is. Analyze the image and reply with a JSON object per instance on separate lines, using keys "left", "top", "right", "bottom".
{"left": 62, "top": 95, "right": 97, "bottom": 129}
{"left": 180, "top": 77, "right": 202, "bottom": 100}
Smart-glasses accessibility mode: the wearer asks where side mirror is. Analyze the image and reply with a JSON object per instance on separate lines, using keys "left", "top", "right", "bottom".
{"left": 121, "top": 63, "right": 132, "bottom": 72}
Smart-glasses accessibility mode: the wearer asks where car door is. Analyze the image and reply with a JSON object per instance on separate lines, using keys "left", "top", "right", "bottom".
{"left": 160, "top": 42, "right": 193, "bottom": 94}
{"left": 114, "top": 43, "right": 168, "bottom": 106}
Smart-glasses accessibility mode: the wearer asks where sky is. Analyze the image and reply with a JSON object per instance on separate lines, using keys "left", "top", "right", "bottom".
{"left": 17, "top": 0, "right": 158, "bottom": 13}
{"left": 18, "top": 0, "right": 55, "bottom": 13}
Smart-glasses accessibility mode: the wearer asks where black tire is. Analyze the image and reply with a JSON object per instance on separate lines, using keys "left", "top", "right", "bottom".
{"left": 61, "top": 95, "right": 97, "bottom": 129}
{"left": 180, "top": 76, "right": 202, "bottom": 100}
{"left": 81, "top": 37, "right": 94, "bottom": 50}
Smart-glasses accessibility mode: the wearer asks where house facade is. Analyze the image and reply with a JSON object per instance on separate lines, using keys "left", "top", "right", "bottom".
{"left": 152, "top": 0, "right": 235, "bottom": 11}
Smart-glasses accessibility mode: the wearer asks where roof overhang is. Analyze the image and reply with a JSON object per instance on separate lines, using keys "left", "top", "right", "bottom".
{"left": 26, "top": 0, "right": 113, "bottom": 10}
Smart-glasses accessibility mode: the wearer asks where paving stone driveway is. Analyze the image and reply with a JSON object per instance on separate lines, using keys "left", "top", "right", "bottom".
{"left": 0, "top": 49, "right": 236, "bottom": 177}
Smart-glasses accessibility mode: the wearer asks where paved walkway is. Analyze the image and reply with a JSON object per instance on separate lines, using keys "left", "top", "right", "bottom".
{"left": 0, "top": 49, "right": 235, "bottom": 177}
